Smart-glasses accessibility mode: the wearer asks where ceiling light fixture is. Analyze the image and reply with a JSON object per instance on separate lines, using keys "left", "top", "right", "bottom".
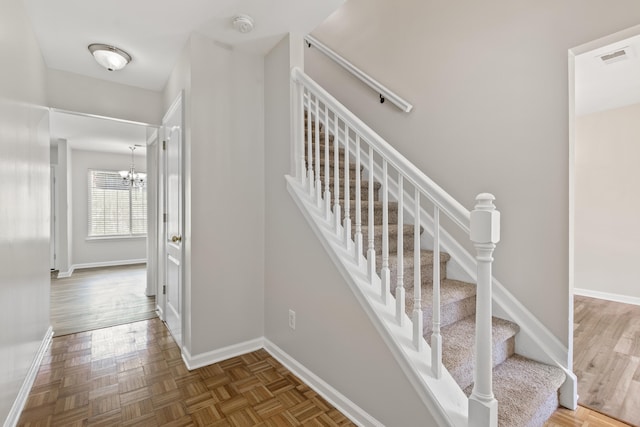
{"left": 88, "top": 43, "right": 132, "bottom": 71}
{"left": 232, "top": 15, "right": 254, "bottom": 34}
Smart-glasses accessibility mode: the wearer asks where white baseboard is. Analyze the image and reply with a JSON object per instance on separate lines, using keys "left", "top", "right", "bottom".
{"left": 3, "top": 326, "right": 53, "bottom": 427}
{"left": 181, "top": 338, "right": 264, "bottom": 371}
{"left": 264, "top": 339, "right": 383, "bottom": 427}
{"left": 574, "top": 288, "right": 640, "bottom": 306}
{"left": 56, "top": 259, "right": 147, "bottom": 278}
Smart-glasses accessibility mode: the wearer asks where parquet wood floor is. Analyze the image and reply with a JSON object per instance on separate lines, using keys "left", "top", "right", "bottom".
{"left": 573, "top": 295, "right": 640, "bottom": 426}
{"left": 51, "top": 264, "right": 157, "bottom": 337}
{"left": 18, "top": 318, "right": 355, "bottom": 426}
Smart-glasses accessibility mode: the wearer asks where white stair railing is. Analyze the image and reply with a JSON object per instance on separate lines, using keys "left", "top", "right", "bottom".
{"left": 292, "top": 67, "right": 500, "bottom": 426}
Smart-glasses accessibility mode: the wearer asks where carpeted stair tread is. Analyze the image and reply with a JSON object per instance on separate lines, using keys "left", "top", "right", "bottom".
{"left": 359, "top": 224, "right": 420, "bottom": 252}
{"left": 335, "top": 200, "right": 399, "bottom": 225}
{"left": 406, "top": 279, "right": 477, "bottom": 332}
{"left": 463, "top": 355, "right": 565, "bottom": 427}
{"left": 384, "top": 249, "right": 450, "bottom": 288}
{"left": 435, "top": 316, "right": 520, "bottom": 390}
{"left": 305, "top": 132, "right": 335, "bottom": 143}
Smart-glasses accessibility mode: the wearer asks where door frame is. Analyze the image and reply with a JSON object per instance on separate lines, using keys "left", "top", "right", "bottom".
{"left": 568, "top": 23, "right": 640, "bottom": 390}
{"left": 158, "top": 91, "right": 185, "bottom": 348}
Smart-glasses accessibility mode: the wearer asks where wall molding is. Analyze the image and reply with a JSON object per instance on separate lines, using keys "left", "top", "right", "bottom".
{"left": 264, "top": 339, "right": 384, "bottom": 427}
{"left": 181, "top": 338, "right": 264, "bottom": 371}
{"left": 4, "top": 326, "right": 53, "bottom": 427}
{"left": 574, "top": 288, "right": 640, "bottom": 306}
{"left": 56, "top": 258, "right": 147, "bottom": 278}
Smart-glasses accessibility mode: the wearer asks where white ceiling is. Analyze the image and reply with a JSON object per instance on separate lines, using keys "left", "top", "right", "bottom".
{"left": 23, "top": 0, "right": 343, "bottom": 92}
{"left": 25, "top": 0, "right": 342, "bottom": 154}
{"left": 51, "top": 111, "right": 149, "bottom": 155}
{"left": 575, "top": 33, "right": 640, "bottom": 116}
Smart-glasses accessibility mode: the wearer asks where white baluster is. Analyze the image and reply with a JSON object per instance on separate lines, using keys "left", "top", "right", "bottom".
{"left": 343, "top": 124, "right": 351, "bottom": 249}
{"left": 380, "top": 160, "right": 390, "bottom": 303}
{"left": 396, "top": 176, "right": 405, "bottom": 325}
{"left": 324, "top": 105, "right": 331, "bottom": 220}
{"left": 296, "top": 83, "right": 304, "bottom": 183}
{"left": 333, "top": 116, "right": 341, "bottom": 235}
{"left": 306, "top": 93, "right": 313, "bottom": 196}
{"left": 431, "top": 206, "right": 442, "bottom": 378}
{"left": 354, "top": 135, "right": 363, "bottom": 263}
{"left": 315, "top": 97, "right": 321, "bottom": 206}
{"left": 468, "top": 193, "right": 500, "bottom": 427}
{"left": 413, "top": 189, "right": 423, "bottom": 351}
{"left": 367, "top": 145, "right": 375, "bottom": 282}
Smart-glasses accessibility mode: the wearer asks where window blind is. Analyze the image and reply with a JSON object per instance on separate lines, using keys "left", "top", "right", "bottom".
{"left": 88, "top": 170, "right": 147, "bottom": 237}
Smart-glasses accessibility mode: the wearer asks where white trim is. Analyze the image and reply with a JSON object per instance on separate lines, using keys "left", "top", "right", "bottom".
{"left": 56, "top": 259, "right": 147, "bottom": 278}
{"left": 304, "top": 35, "right": 413, "bottom": 113}
{"left": 574, "top": 288, "right": 640, "bottom": 306}
{"left": 49, "top": 107, "right": 156, "bottom": 128}
{"left": 3, "top": 327, "right": 53, "bottom": 427}
{"left": 264, "top": 339, "right": 384, "bottom": 427}
{"left": 286, "top": 176, "right": 468, "bottom": 427}
{"left": 181, "top": 338, "right": 264, "bottom": 371}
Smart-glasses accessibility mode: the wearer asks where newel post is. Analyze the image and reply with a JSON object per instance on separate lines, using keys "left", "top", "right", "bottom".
{"left": 468, "top": 193, "right": 500, "bottom": 427}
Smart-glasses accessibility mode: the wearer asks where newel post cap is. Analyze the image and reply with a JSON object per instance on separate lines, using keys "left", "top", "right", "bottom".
{"left": 470, "top": 193, "right": 500, "bottom": 244}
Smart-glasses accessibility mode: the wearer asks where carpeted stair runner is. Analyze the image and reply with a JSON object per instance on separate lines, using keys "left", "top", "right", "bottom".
{"left": 304, "top": 114, "right": 565, "bottom": 426}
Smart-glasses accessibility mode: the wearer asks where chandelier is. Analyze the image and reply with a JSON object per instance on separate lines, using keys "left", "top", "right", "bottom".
{"left": 119, "top": 146, "right": 146, "bottom": 188}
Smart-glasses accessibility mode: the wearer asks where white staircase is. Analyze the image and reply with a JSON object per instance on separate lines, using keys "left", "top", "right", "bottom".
{"left": 285, "top": 67, "right": 575, "bottom": 426}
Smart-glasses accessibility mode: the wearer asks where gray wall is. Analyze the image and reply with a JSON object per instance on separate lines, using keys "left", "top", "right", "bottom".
{"left": 306, "top": 0, "right": 640, "bottom": 347}
{"left": 575, "top": 103, "right": 640, "bottom": 300}
{"left": 47, "top": 68, "right": 162, "bottom": 124}
{"left": 263, "top": 34, "right": 438, "bottom": 426}
{"left": 162, "top": 33, "right": 265, "bottom": 357}
{"left": 0, "top": 0, "right": 50, "bottom": 422}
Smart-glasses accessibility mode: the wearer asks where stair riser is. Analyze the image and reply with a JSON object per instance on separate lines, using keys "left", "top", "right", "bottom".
{"left": 353, "top": 226, "right": 415, "bottom": 253}
{"left": 306, "top": 163, "right": 360, "bottom": 180}
{"left": 341, "top": 183, "right": 381, "bottom": 202}
{"left": 387, "top": 260, "right": 448, "bottom": 290}
{"left": 447, "top": 336, "right": 515, "bottom": 391}
{"left": 304, "top": 143, "right": 344, "bottom": 159}
{"left": 336, "top": 202, "right": 399, "bottom": 226}
{"left": 304, "top": 133, "right": 335, "bottom": 144}
{"left": 421, "top": 295, "right": 476, "bottom": 335}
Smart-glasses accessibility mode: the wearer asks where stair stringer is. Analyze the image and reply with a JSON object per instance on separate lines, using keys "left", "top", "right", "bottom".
{"left": 286, "top": 174, "right": 469, "bottom": 427}
{"left": 312, "top": 112, "right": 578, "bottom": 411}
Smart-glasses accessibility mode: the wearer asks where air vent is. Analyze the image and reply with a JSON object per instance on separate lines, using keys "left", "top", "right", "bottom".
{"left": 598, "top": 47, "right": 630, "bottom": 65}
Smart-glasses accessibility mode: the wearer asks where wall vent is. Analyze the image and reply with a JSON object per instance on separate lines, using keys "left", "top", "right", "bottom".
{"left": 598, "top": 47, "right": 631, "bottom": 65}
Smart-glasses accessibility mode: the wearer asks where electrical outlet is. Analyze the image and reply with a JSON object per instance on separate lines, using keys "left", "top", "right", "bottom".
{"left": 288, "top": 309, "right": 296, "bottom": 330}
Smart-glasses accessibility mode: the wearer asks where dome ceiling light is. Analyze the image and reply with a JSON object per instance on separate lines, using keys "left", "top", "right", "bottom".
{"left": 88, "top": 43, "right": 132, "bottom": 71}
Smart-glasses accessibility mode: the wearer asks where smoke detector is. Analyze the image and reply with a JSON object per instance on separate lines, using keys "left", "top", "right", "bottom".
{"left": 597, "top": 46, "right": 632, "bottom": 65}
{"left": 232, "top": 15, "right": 254, "bottom": 34}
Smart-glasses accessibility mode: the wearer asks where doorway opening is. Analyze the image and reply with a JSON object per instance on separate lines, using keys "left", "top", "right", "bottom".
{"left": 569, "top": 25, "right": 640, "bottom": 424}
{"left": 49, "top": 109, "right": 160, "bottom": 336}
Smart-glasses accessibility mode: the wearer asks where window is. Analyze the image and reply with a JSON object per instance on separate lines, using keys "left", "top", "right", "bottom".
{"left": 88, "top": 170, "right": 147, "bottom": 237}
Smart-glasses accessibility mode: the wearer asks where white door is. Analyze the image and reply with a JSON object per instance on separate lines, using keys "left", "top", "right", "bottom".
{"left": 162, "top": 94, "right": 184, "bottom": 347}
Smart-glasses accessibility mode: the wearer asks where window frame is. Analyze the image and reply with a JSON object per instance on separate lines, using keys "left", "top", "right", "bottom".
{"left": 87, "top": 168, "right": 148, "bottom": 239}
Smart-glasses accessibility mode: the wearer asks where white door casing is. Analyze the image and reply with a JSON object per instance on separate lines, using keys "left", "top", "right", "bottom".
{"left": 161, "top": 93, "right": 184, "bottom": 348}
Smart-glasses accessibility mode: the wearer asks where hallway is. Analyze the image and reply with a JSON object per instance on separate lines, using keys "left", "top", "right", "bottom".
{"left": 51, "top": 264, "right": 156, "bottom": 337}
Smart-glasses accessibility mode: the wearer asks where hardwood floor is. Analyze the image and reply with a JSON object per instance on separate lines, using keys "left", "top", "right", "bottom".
{"left": 573, "top": 295, "right": 640, "bottom": 426}
{"left": 546, "top": 406, "right": 632, "bottom": 426}
{"left": 51, "top": 264, "right": 157, "bottom": 337}
{"left": 18, "top": 318, "right": 355, "bottom": 426}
